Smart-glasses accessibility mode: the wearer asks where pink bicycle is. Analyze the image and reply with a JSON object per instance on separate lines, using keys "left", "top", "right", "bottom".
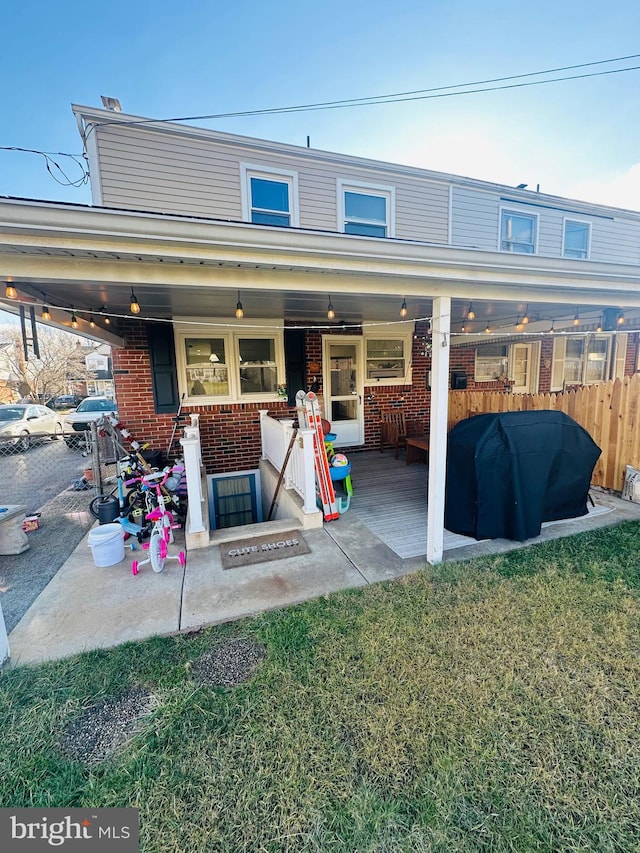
{"left": 131, "top": 466, "right": 186, "bottom": 575}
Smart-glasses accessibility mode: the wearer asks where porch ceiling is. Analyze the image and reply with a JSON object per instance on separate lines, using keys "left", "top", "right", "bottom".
{"left": 1, "top": 197, "right": 639, "bottom": 345}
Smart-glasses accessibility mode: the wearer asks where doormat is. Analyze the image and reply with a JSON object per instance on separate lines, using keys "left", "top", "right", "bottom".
{"left": 220, "top": 531, "right": 310, "bottom": 569}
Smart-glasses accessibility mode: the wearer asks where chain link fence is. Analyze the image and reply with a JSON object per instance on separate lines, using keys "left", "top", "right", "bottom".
{"left": 0, "top": 428, "right": 99, "bottom": 633}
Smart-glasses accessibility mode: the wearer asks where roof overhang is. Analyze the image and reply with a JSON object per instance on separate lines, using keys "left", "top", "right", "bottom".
{"left": 1, "top": 197, "right": 639, "bottom": 345}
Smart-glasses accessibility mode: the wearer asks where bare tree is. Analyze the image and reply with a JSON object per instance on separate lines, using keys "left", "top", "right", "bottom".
{"left": 0, "top": 325, "right": 92, "bottom": 402}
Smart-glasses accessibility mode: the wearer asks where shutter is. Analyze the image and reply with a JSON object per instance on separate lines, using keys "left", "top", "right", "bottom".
{"left": 147, "top": 322, "right": 179, "bottom": 414}
{"left": 614, "top": 333, "right": 628, "bottom": 379}
{"left": 284, "top": 328, "right": 306, "bottom": 407}
{"left": 550, "top": 337, "right": 566, "bottom": 391}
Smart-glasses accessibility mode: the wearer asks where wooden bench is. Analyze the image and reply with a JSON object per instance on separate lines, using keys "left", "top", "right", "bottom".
{"left": 406, "top": 436, "right": 430, "bottom": 465}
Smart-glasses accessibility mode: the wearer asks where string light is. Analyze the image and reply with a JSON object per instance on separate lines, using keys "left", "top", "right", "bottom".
{"left": 89, "top": 314, "right": 96, "bottom": 328}
{"left": 617, "top": 311, "right": 625, "bottom": 325}
{"left": 596, "top": 316, "right": 603, "bottom": 333}
{"left": 467, "top": 303, "right": 475, "bottom": 320}
{"left": 399, "top": 298, "right": 407, "bottom": 318}
{"left": 41, "top": 303, "right": 51, "bottom": 321}
{"left": 522, "top": 305, "right": 529, "bottom": 324}
{"left": 327, "top": 296, "right": 335, "bottom": 320}
{"left": 5, "top": 282, "right": 17, "bottom": 299}
{"left": 235, "top": 291, "right": 244, "bottom": 319}
{"left": 99, "top": 305, "right": 111, "bottom": 325}
{"left": 70, "top": 308, "right": 78, "bottom": 329}
{"left": 129, "top": 288, "right": 141, "bottom": 314}
{"left": 573, "top": 312, "right": 580, "bottom": 326}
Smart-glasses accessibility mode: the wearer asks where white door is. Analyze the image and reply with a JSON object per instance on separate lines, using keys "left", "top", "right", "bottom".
{"left": 322, "top": 336, "right": 364, "bottom": 446}
{"left": 511, "top": 343, "right": 533, "bottom": 393}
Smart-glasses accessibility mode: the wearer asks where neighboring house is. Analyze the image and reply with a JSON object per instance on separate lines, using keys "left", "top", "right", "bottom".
{"left": 1, "top": 102, "right": 640, "bottom": 559}
{"left": 84, "top": 343, "right": 114, "bottom": 399}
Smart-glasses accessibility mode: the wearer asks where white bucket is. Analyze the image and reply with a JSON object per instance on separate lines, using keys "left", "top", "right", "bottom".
{"left": 88, "top": 523, "right": 125, "bottom": 567}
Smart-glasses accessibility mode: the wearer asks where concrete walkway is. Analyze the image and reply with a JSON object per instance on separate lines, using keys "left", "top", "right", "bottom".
{"left": 6, "top": 490, "right": 640, "bottom": 668}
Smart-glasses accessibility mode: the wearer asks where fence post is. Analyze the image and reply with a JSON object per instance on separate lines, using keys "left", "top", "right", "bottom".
{"left": 90, "top": 421, "right": 103, "bottom": 496}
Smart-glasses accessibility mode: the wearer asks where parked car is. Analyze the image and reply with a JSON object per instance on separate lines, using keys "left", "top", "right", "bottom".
{"left": 53, "top": 394, "right": 84, "bottom": 410}
{"left": 0, "top": 404, "right": 63, "bottom": 451}
{"left": 63, "top": 396, "right": 118, "bottom": 447}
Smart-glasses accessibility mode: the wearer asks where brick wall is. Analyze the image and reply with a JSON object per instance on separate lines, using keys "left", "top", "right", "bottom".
{"left": 114, "top": 321, "right": 638, "bottom": 473}
{"left": 112, "top": 320, "right": 292, "bottom": 473}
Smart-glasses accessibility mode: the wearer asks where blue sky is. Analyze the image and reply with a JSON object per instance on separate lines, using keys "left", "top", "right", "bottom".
{"left": 1, "top": 0, "right": 639, "bottom": 209}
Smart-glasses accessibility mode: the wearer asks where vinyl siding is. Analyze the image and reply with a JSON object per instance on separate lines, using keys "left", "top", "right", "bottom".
{"left": 95, "top": 124, "right": 449, "bottom": 242}
{"left": 451, "top": 187, "right": 498, "bottom": 250}
{"left": 452, "top": 185, "right": 640, "bottom": 262}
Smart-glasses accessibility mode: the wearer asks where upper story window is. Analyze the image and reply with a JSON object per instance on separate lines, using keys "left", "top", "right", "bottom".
{"left": 563, "top": 219, "right": 591, "bottom": 259}
{"left": 338, "top": 180, "right": 395, "bottom": 238}
{"left": 175, "top": 320, "right": 285, "bottom": 403}
{"left": 500, "top": 210, "right": 537, "bottom": 253}
{"left": 241, "top": 165, "right": 299, "bottom": 227}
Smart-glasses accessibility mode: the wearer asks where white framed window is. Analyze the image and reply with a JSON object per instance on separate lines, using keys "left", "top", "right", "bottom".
{"left": 562, "top": 219, "right": 591, "bottom": 259}
{"left": 240, "top": 164, "right": 299, "bottom": 227}
{"left": 551, "top": 335, "right": 613, "bottom": 391}
{"left": 475, "top": 344, "right": 509, "bottom": 382}
{"left": 363, "top": 323, "right": 412, "bottom": 385}
{"left": 500, "top": 209, "right": 537, "bottom": 253}
{"left": 175, "top": 319, "right": 285, "bottom": 403}
{"left": 338, "top": 180, "right": 395, "bottom": 238}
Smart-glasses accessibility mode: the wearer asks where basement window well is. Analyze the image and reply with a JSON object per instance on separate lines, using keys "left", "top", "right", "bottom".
{"left": 207, "top": 470, "right": 263, "bottom": 530}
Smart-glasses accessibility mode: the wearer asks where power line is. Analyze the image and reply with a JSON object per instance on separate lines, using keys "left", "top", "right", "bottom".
{"left": 82, "top": 53, "right": 640, "bottom": 138}
{"left": 0, "top": 147, "right": 89, "bottom": 187}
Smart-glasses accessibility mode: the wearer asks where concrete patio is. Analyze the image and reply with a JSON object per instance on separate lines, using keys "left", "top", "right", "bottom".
{"left": 6, "top": 452, "right": 640, "bottom": 668}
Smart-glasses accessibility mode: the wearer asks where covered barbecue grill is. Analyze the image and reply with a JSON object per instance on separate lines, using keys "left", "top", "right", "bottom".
{"left": 444, "top": 410, "right": 601, "bottom": 541}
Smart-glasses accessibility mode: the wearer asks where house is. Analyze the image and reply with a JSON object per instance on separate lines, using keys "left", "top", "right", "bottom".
{"left": 83, "top": 343, "right": 114, "bottom": 399}
{"left": 1, "top": 101, "right": 640, "bottom": 561}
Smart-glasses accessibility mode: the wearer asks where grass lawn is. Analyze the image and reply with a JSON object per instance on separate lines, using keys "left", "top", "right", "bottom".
{"left": 1, "top": 522, "right": 640, "bottom": 852}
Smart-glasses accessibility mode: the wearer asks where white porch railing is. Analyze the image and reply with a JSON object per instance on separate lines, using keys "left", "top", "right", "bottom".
{"left": 259, "top": 411, "right": 317, "bottom": 515}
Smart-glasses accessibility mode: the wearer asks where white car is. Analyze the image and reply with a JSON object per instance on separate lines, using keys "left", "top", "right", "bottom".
{"left": 63, "top": 397, "right": 118, "bottom": 447}
{"left": 0, "top": 403, "right": 63, "bottom": 451}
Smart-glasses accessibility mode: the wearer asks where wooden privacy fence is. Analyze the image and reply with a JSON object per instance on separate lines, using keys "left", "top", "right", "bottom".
{"left": 448, "top": 375, "right": 640, "bottom": 491}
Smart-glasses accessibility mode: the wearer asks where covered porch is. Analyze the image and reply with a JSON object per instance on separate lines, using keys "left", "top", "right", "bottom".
{"left": 3, "top": 197, "right": 640, "bottom": 564}
{"left": 7, "top": 442, "right": 636, "bottom": 667}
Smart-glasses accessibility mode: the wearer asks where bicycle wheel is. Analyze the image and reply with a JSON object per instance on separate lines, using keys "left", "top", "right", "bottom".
{"left": 149, "top": 529, "right": 165, "bottom": 573}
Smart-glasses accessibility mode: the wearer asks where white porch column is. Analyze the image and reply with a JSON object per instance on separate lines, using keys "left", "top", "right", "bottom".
{"left": 180, "top": 426, "right": 206, "bottom": 535}
{"left": 427, "top": 296, "right": 451, "bottom": 565}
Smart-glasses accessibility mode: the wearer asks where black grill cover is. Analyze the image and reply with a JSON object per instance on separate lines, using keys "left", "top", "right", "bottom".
{"left": 445, "top": 410, "right": 601, "bottom": 541}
